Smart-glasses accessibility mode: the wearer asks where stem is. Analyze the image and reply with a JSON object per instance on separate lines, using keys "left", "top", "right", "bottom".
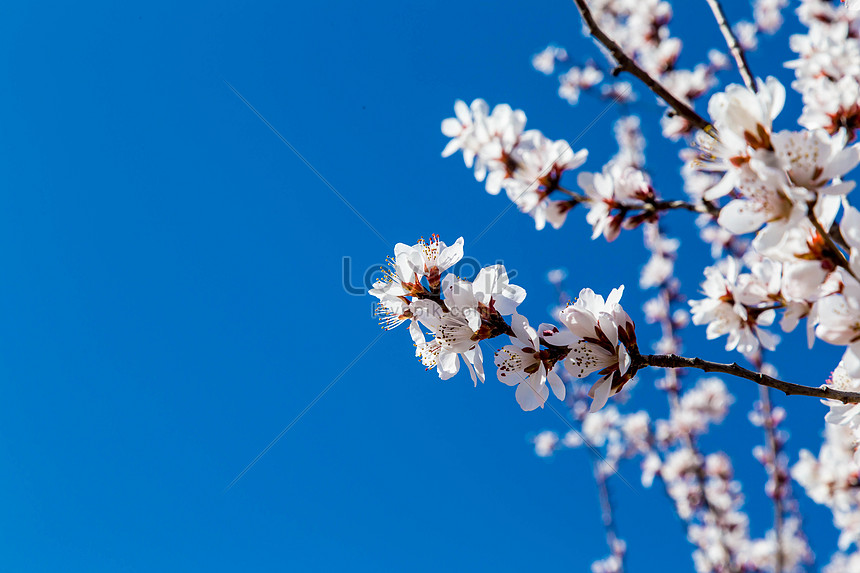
{"left": 648, "top": 199, "right": 720, "bottom": 217}
{"left": 637, "top": 354, "right": 860, "bottom": 403}
{"left": 590, "top": 453, "right": 626, "bottom": 573}
{"left": 703, "top": 0, "right": 757, "bottom": 91}
{"left": 570, "top": 0, "right": 714, "bottom": 134}
{"left": 808, "top": 206, "right": 857, "bottom": 280}
{"left": 757, "top": 385, "right": 786, "bottom": 573}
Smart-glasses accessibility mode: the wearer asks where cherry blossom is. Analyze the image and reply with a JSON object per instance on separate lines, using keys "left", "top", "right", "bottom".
{"left": 495, "top": 313, "right": 565, "bottom": 411}
{"left": 545, "top": 286, "right": 637, "bottom": 412}
{"left": 689, "top": 258, "right": 780, "bottom": 357}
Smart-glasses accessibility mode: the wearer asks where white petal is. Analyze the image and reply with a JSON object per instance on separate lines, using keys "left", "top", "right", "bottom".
{"left": 589, "top": 377, "right": 613, "bottom": 412}
{"left": 436, "top": 350, "right": 460, "bottom": 380}
{"left": 718, "top": 199, "right": 769, "bottom": 234}
{"left": 436, "top": 237, "right": 464, "bottom": 272}
{"left": 515, "top": 375, "right": 549, "bottom": 411}
{"left": 441, "top": 117, "right": 462, "bottom": 137}
{"left": 547, "top": 368, "right": 565, "bottom": 400}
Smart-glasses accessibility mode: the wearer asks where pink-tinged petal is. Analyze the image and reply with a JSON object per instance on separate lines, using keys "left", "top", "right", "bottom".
{"left": 606, "top": 285, "right": 625, "bottom": 308}
{"left": 436, "top": 350, "right": 460, "bottom": 380}
{"left": 411, "top": 299, "right": 444, "bottom": 327}
{"left": 817, "top": 194, "right": 842, "bottom": 229}
{"left": 822, "top": 144, "right": 860, "bottom": 181}
{"left": 470, "top": 98, "right": 489, "bottom": 117}
{"left": 806, "top": 304, "right": 817, "bottom": 349}
{"left": 436, "top": 237, "right": 464, "bottom": 272}
{"left": 409, "top": 320, "right": 425, "bottom": 346}
{"left": 453, "top": 100, "right": 470, "bottom": 124}
{"left": 844, "top": 344, "right": 860, "bottom": 378}
{"left": 539, "top": 323, "right": 577, "bottom": 347}
{"left": 472, "top": 265, "right": 504, "bottom": 304}
{"left": 756, "top": 328, "right": 779, "bottom": 351}
{"left": 764, "top": 76, "right": 786, "bottom": 121}
{"left": 547, "top": 369, "right": 565, "bottom": 400}
{"left": 510, "top": 313, "right": 538, "bottom": 348}
{"left": 588, "top": 377, "right": 613, "bottom": 412}
{"left": 485, "top": 170, "right": 505, "bottom": 195}
{"left": 467, "top": 346, "right": 485, "bottom": 384}
{"left": 565, "top": 342, "right": 614, "bottom": 377}
{"left": 463, "top": 149, "right": 477, "bottom": 169}
{"left": 820, "top": 181, "right": 855, "bottom": 196}
{"left": 718, "top": 199, "right": 769, "bottom": 234}
{"left": 493, "top": 286, "right": 526, "bottom": 315}
{"left": 464, "top": 308, "right": 482, "bottom": 333}
{"left": 515, "top": 375, "right": 549, "bottom": 411}
{"left": 725, "top": 329, "right": 740, "bottom": 351}
{"left": 395, "top": 251, "right": 422, "bottom": 282}
{"left": 843, "top": 204, "right": 860, "bottom": 251}
{"left": 757, "top": 309, "right": 776, "bottom": 327}
{"left": 576, "top": 171, "right": 594, "bottom": 192}
{"left": 545, "top": 200, "right": 569, "bottom": 230}
{"left": 617, "top": 344, "right": 631, "bottom": 375}
{"left": 462, "top": 353, "right": 477, "bottom": 383}
{"left": 599, "top": 313, "right": 619, "bottom": 346}
{"left": 441, "top": 138, "right": 462, "bottom": 158}
{"left": 494, "top": 347, "right": 526, "bottom": 386}
{"left": 703, "top": 171, "right": 737, "bottom": 201}
{"left": 532, "top": 208, "right": 547, "bottom": 231}
{"left": 575, "top": 287, "right": 605, "bottom": 314}
{"left": 562, "top": 307, "right": 599, "bottom": 338}
{"left": 441, "top": 118, "right": 462, "bottom": 137}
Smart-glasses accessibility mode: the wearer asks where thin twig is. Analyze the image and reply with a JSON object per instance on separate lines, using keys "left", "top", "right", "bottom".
{"left": 703, "top": 0, "right": 757, "bottom": 91}
{"left": 757, "top": 385, "right": 786, "bottom": 573}
{"left": 570, "top": 0, "right": 714, "bottom": 134}
{"left": 590, "top": 453, "right": 626, "bottom": 573}
{"left": 637, "top": 354, "right": 860, "bottom": 403}
{"left": 808, "top": 206, "right": 857, "bottom": 280}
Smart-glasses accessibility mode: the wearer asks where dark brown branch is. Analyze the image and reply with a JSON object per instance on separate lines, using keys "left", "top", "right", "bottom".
{"left": 648, "top": 199, "right": 720, "bottom": 217}
{"left": 590, "top": 454, "right": 626, "bottom": 573}
{"left": 570, "top": 0, "right": 715, "bottom": 134}
{"left": 637, "top": 354, "right": 860, "bottom": 403}
{"left": 703, "top": 0, "right": 757, "bottom": 92}
{"left": 757, "top": 385, "right": 786, "bottom": 573}
{"left": 808, "top": 206, "right": 857, "bottom": 280}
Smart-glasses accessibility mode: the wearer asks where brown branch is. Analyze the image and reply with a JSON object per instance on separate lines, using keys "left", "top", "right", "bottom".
{"left": 703, "top": 0, "right": 757, "bottom": 92}
{"left": 808, "top": 206, "right": 857, "bottom": 280}
{"left": 757, "top": 385, "right": 786, "bottom": 573}
{"left": 637, "top": 354, "right": 860, "bottom": 403}
{"left": 590, "top": 454, "right": 626, "bottom": 573}
{"left": 570, "top": 0, "right": 714, "bottom": 134}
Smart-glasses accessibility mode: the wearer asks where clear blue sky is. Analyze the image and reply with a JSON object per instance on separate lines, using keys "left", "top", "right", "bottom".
{"left": 0, "top": 0, "right": 846, "bottom": 570}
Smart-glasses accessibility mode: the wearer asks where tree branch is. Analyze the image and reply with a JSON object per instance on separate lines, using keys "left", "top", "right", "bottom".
{"left": 808, "top": 206, "right": 857, "bottom": 280}
{"left": 757, "top": 385, "right": 786, "bottom": 573}
{"left": 637, "top": 354, "right": 860, "bottom": 403}
{"left": 703, "top": 0, "right": 757, "bottom": 92}
{"left": 590, "top": 453, "right": 626, "bottom": 573}
{"left": 570, "top": 0, "right": 715, "bottom": 134}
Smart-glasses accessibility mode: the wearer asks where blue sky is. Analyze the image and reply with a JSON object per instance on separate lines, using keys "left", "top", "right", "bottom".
{"left": 0, "top": 0, "right": 848, "bottom": 570}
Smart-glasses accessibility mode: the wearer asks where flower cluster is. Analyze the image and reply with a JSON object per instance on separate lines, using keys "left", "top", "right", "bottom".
{"left": 573, "top": 0, "right": 732, "bottom": 139}
{"left": 689, "top": 255, "right": 781, "bottom": 358}
{"left": 379, "top": 1, "right": 860, "bottom": 570}
{"left": 680, "top": 76, "right": 860, "bottom": 364}
{"left": 794, "top": 412, "right": 860, "bottom": 557}
{"left": 788, "top": 0, "right": 860, "bottom": 136}
{"left": 441, "top": 99, "right": 587, "bottom": 230}
{"left": 371, "top": 236, "right": 637, "bottom": 412}
{"left": 538, "top": 375, "right": 810, "bottom": 573}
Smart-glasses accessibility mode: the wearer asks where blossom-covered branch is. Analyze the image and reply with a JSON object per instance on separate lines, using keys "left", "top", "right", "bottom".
{"left": 372, "top": 235, "right": 860, "bottom": 411}
{"left": 637, "top": 353, "right": 860, "bottom": 403}
{"left": 703, "top": 0, "right": 757, "bottom": 91}
{"left": 569, "top": 0, "right": 713, "bottom": 133}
